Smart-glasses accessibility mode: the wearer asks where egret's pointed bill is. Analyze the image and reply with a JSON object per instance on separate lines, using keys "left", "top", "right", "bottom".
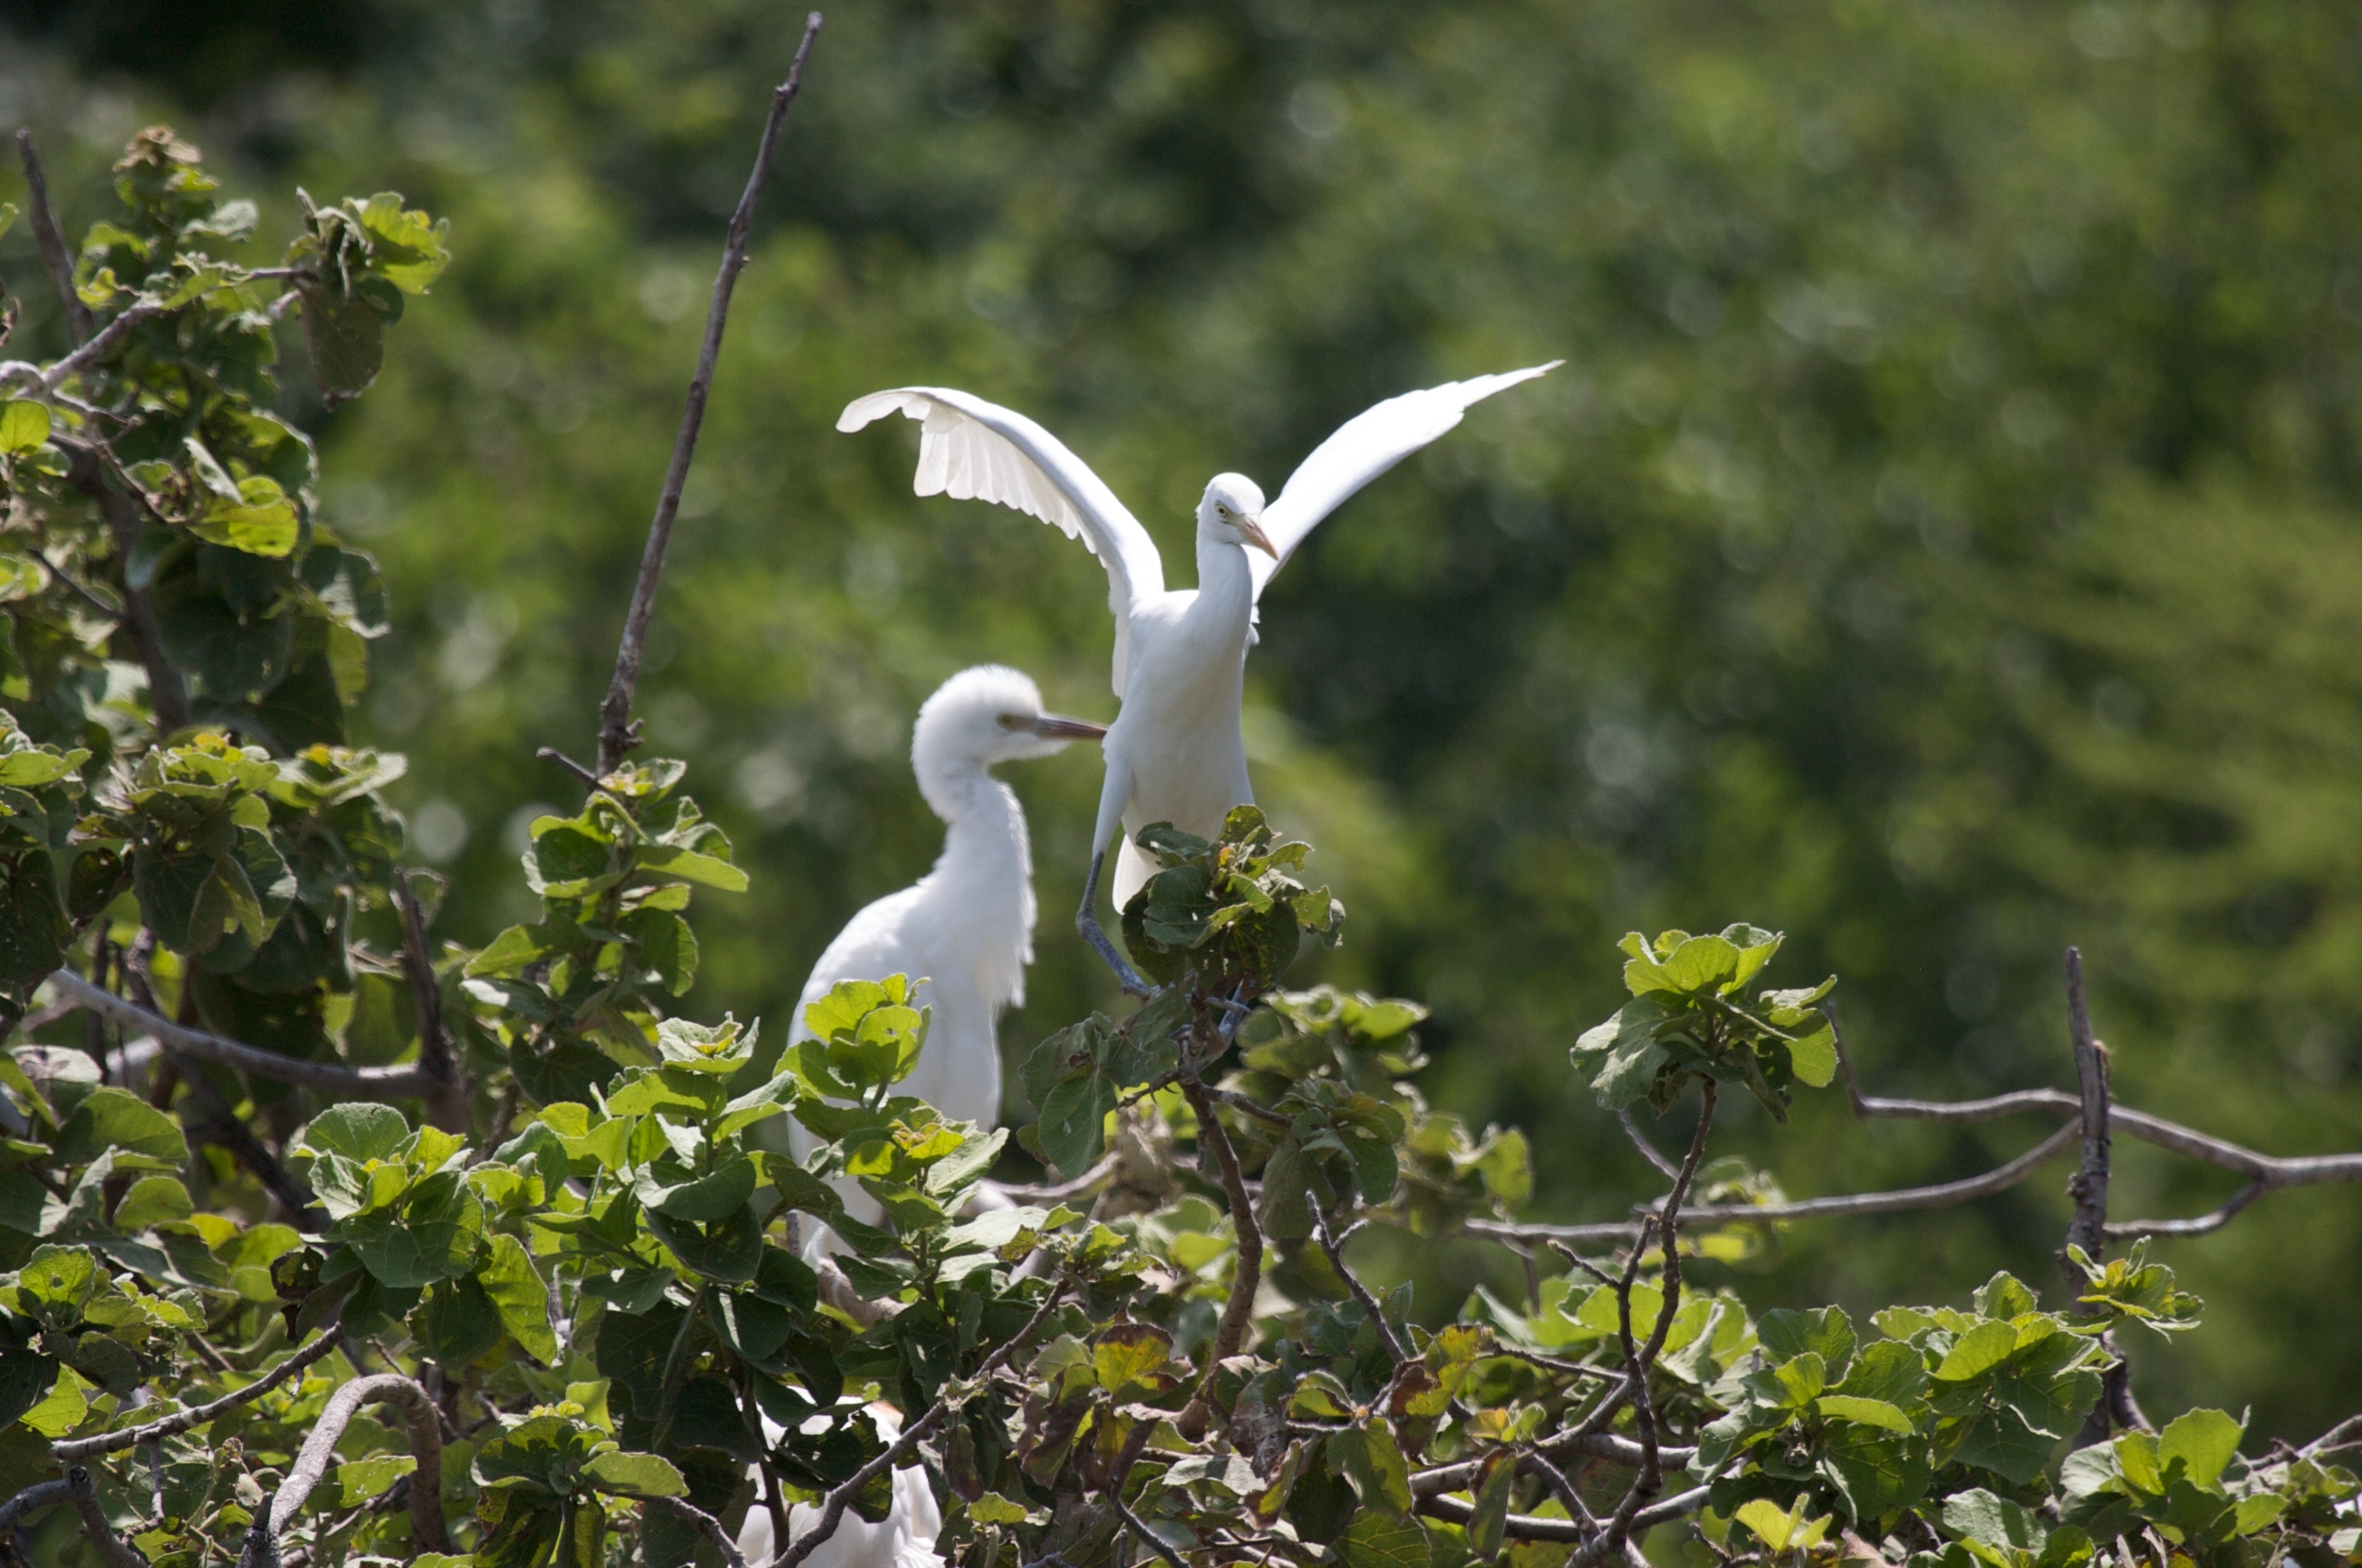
{"left": 1004, "top": 712, "right": 1108, "bottom": 741}
{"left": 1236, "top": 513, "right": 1280, "bottom": 559}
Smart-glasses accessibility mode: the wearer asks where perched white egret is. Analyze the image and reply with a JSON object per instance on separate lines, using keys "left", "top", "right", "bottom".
{"left": 776, "top": 665, "right": 1102, "bottom": 1189}
{"left": 735, "top": 1407, "right": 941, "bottom": 1568}
{"left": 839, "top": 363, "right": 1558, "bottom": 989}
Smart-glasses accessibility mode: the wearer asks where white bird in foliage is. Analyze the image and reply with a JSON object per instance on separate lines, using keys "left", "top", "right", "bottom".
{"left": 779, "top": 665, "right": 1102, "bottom": 1170}
{"left": 737, "top": 1407, "right": 941, "bottom": 1568}
{"left": 840, "top": 363, "right": 1558, "bottom": 989}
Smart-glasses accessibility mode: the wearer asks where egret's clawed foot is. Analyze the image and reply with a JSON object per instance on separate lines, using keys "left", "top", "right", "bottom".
{"left": 1078, "top": 850, "right": 1155, "bottom": 997}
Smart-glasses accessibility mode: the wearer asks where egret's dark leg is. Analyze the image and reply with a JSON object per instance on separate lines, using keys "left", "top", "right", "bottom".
{"left": 1077, "top": 848, "right": 1154, "bottom": 996}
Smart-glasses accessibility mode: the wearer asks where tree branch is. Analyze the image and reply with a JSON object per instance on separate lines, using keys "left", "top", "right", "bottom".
{"left": 2061, "top": 947, "right": 2112, "bottom": 1287}
{"left": 239, "top": 1374, "right": 447, "bottom": 1567}
{"left": 650, "top": 1496, "right": 748, "bottom": 1568}
{"left": 1312, "top": 1211, "right": 1411, "bottom": 1369}
{"left": 1176, "top": 1076, "right": 1263, "bottom": 1440}
{"left": 596, "top": 11, "right": 822, "bottom": 774}
{"left": 50, "top": 429, "right": 190, "bottom": 733}
{"left": 65, "top": 1469, "right": 142, "bottom": 1568}
{"left": 44, "top": 969, "right": 437, "bottom": 1097}
{"left": 1415, "top": 1482, "right": 1712, "bottom": 1543}
{"left": 1412, "top": 1433, "right": 1696, "bottom": 1495}
{"left": 14, "top": 130, "right": 94, "bottom": 345}
{"left": 52, "top": 1320, "right": 344, "bottom": 1458}
{"left": 776, "top": 1280, "right": 1066, "bottom": 1568}
{"left": 393, "top": 871, "right": 468, "bottom": 1133}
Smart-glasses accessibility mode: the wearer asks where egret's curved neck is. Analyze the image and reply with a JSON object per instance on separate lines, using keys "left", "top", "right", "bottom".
{"left": 917, "top": 761, "right": 1033, "bottom": 907}
{"left": 1190, "top": 526, "right": 1257, "bottom": 637}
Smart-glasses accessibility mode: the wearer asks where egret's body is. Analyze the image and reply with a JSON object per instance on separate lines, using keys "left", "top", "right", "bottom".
{"left": 736, "top": 1407, "right": 941, "bottom": 1568}
{"left": 777, "top": 666, "right": 1101, "bottom": 1190}
{"left": 841, "top": 364, "right": 1557, "bottom": 983}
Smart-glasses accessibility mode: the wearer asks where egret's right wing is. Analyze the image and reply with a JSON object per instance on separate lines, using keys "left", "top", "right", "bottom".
{"left": 1251, "top": 362, "right": 1561, "bottom": 599}
{"left": 840, "top": 387, "right": 1166, "bottom": 694}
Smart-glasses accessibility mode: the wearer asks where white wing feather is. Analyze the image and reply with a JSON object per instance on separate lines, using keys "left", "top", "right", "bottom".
{"left": 1250, "top": 362, "right": 1561, "bottom": 599}
{"left": 840, "top": 387, "right": 1166, "bottom": 694}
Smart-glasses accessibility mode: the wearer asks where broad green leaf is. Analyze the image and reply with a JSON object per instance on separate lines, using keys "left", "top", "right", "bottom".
{"left": 1818, "top": 1395, "right": 1914, "bottom": 1434}
{"left": 636, "top": 844, "right": 748, "bottom": 892}
{"left": 57, "top": 1089, "right": 188, "bottom": 1167}
{"left": 111, "top": 1176, "right": 193, "bottom": 1230}
{"left": 581, "top": 1449, "right": 685, "bottom": 1498}
{"left": 2159, "top": 1408, "right": 2242, "bottom": 1490}
{"left": 300, "top": 1102, "right": 412, "bottom": 1164}
{"left": 338, "top": 1455, "right": 418, "bottom": 1505}
{"left": 17, "top": 1362, "right": 90, "bottom": 1438}
{"left": 1338, "top": 1506, "right": 1431, "bottom": 1568}
{"left": 1326, "top": 1423, "right": 1414, "bottom": 1516}
{"left": 1943, "top": 1489, "right": 2046, "bottom": 1556}
{"left": 191, "top": 475, "right": 300, "bottom": 556}
{"left": 1933, "top": 1321, "right": 2019, "bottom": 1382}
{"left": 479, "top": 1234, "right": 560, "bottom": 1365}
{"left": 0, "top": 400, "right": 50, "bottom": 454}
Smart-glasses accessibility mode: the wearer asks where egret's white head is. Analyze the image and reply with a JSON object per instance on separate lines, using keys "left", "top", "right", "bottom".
{"left": 911, "top": 665, "right": 1105, "bottom": 792}
{"left": 1199, "top": 473, "right": 1276, "bottom": 558}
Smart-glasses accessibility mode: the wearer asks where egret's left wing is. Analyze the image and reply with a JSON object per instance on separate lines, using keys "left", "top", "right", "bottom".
{"left": 840, "top": 386, "right": 1166, "bottom": 694}
{"left": 1251, "top": 362, "right": 1561, "bottom": 599}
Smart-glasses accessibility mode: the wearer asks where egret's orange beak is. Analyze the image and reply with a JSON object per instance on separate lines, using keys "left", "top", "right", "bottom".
{"left": 1238, "top": 514, "right": 1279, "bottom": 559}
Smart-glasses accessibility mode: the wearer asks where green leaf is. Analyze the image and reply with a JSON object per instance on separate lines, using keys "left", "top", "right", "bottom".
{"left": 479, "top": 1234, "right": 559, "bottom": 1365}
{"left": 299, "top": 1102, "right": 414, "bottom": 1164}
{"left": 1933, "top": 1321, "right": 2018, "bottom": 1382}
{"left": 1818, "top": 1395, "right": 1915, "bottom": 1434}
{"left": 191, "top": 475, "right": 300, "bottom": 557}
{"left": 1467, "top": 1455, "right": 1515, "bottom": 1559}
{"left": 1036, "top": 1071, "right": 1116, "bottom": 1176}
{"left": 1943, "top": 1489, "right": 2047, "bottom": 1556}
{"left": 1759, "top": 1306, "right": 1856, "bottom": 1375}
{"left": 57, "top": 1088, "right": 189, "bottom": 1167}
{"left": 17, "top": 1362, "right": 90, "bottom": 1438}
{"left": 2159, "top": 1408, "right": 2242, "bottom": 1490}
{"left": 111, "top": 1176, "right": 193, "bottom": 1230}
{"left": 1326, "top": 1423, "right": 1414, "bottom": 1516}
{"left": 301, "top": 284, "right": 386, "bottom": 401}
{"left": 1786, "top": 1020, "right": 1837, "bottom": 1087}
{"left": 581, "top": 1449, "right": 686, "bottom": 1498}
{"left": 636, "top": 844, "right": 748, "bottom": 892}
{"left": 0, "top": 401, "right": 51, "bottom": 455}
{"left": 338, "top": 1455, "right": 419, "bottom": 1505}
{"left": 1338, "top": 1507, "right": 1432, "bottom": 1568}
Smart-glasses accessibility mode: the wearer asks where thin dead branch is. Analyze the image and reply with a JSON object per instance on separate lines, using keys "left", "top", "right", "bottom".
{"left": 393, "top": 871, "right": 468, "bottom": 1133}
{"left": 53, "top": 1320, "right": 345, "bottom": 1459}
{"left": 596, "top": 12, "right": 823, "bottom": 773}
{"left": 239, "top": 1374, "right": 447, "bottom": 1567}
{"left": 44, "top": 970, "right": 437, "bottom": 1098}
{"left": 14, "top": 131, "right": 94, "bottom": 344}
{"left": 1177, "top": 1076, "right": 1264, "bottom": 1440}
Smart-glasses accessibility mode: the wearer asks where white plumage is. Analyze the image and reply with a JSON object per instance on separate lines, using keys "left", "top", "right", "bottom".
{"left": 778, "top": 665, "right": 1101, "bottom": 1194}
{"left": 840, "top": 365, "right": 1559, "bottom": 988}
{"left": 735, "top": 1408, "right": 941, "bottom": 1568}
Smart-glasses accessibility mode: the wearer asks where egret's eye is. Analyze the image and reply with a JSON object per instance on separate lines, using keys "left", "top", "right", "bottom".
{"left": 996, "top": 713, "right": 1023, "bottom": 728}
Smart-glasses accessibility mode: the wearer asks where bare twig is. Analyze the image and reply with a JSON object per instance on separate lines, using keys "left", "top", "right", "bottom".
{"left": 44, "top": 969, "right": 436, "bottom": 1097}
{"left": 65, "top": 1469, "right": 143, "bottom": 1568}
{"left": 47, "top": 425, "right": 189, "bottom": 735}
{"left": 991, "top": 1153, "right": 1121, "bottom": 1205}
{"left": 38, "top": 301, "right": 163, "bottom": 392}
{"left": 239, "top": 1374, "right": 447, "bottom": 1567}
{"left": 1117, "top": 1495, "right": 1190, "bottom": 1568}
{"left": 536, "top": 746, "right": 602, "bottom": 790}
{"left": 1619, "top": 1108, "right": 1682, "bottom": 1182}
{"left": 651, "top": 1496, "right": 749, "bottom": 1568}
{"left": 1466, "top": 1117, "right": 2085, "bottom": 1250}
{"left": 1415, "top": 1482, "right": 1712, "bottom": 1543}
{"left": 0, "top": 1480, "right": 72, "bottom": 1536}
{"left": 393, "top": 871, "right": 468, "bottom": 1133}
{"left": 15, "top": 131, "right": 94, "bottom": 344}
{"left": 2062, "top": 947, "right": 2112, "bottom": 1289}
{"left": 776, "top": 1281, "right": 1066, "bottom": 1568}
{"left": 1312, "top": 1209, "right": 1412, "bottom": 1368}
{"left": 1412, "top": 1432, "right": 1694, "bottom": 1494}
{"left": 1572, "top": 1084, "right": 1716, "bottom": 1568}
{"left": 596, "top": 11, "right": 823, "bottom": 774}
{"left": 1177, "top": 1076, "right": 1263, "bottom": 1440}
{"left": 53, "top": 1321, "right": 345, "bottom": 1458}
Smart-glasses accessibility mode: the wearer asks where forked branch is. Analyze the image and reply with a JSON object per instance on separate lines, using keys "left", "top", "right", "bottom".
{"left": 238, "top": 1374, "right": 447, "bottom": 1567}
{"left": 43, "top": 970, "right": 437, "bottom": 1098}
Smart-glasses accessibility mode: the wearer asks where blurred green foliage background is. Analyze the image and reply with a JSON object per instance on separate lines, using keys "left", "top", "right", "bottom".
{"left": 6, "top": 0, "right": 2361, "bottom": 1439}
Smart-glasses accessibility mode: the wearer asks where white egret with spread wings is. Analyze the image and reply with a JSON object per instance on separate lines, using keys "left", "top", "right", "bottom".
{"left": 839, "top": 364, "right": 1558, "bottom": 990}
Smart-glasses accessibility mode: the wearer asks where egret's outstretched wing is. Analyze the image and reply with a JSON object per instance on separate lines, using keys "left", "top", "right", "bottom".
{"left": 840, "top": 387, "right": 1166, "bottom": 694}
{"left": 1251, "top": 362, "right": 1561, "bottom": 599}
